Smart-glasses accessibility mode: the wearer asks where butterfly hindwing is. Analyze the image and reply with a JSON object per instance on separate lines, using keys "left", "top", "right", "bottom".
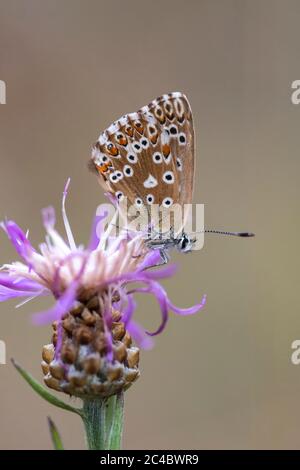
{"left": 91, "top": 92, "right": 195, "bottom": 232}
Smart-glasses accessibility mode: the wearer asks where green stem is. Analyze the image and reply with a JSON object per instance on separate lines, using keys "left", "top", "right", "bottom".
{"left": 82, "top": 392, "right": 124, "bottom": 450}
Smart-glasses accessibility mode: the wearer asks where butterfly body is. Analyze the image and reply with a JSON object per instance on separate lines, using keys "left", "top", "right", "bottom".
{"left": 147, "top": 231, "right": 195, "bottom": 263}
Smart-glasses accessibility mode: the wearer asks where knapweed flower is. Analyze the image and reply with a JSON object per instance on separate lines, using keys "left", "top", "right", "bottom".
{"left": 0, "top": 180, "right": 206, "bottom": 398}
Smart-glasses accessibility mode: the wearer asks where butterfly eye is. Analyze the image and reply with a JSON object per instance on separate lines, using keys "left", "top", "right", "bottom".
{"left": 123, "top": 165, "right": 134, "bottom": 177}
{"left": 163, "top": 171, "right": 175, "bottom": 184}
{"left": 162, "top": 197, "right": 173, "bottom": 208}
{"left": 178, "top": 133, "right": 186, "bottom": 145}
{"left": 178, "top": 235, "right": 192, "bottom": 253}
{"left": 153, "top": 152, "right": 163, "bottom": 164}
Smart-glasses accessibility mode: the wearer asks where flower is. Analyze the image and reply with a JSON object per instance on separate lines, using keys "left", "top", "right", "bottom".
{"left": 0, "top": 179, "right": 206, "bottom": 397}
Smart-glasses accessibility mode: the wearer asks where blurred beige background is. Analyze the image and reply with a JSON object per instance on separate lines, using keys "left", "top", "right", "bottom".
{"left": 0, "top": 0, "right": 299, "bottom": 449}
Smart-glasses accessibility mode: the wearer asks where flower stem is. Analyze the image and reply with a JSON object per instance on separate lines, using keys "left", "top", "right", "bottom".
{"left": 82, "top": 392, "right": 124, "bottom": 450}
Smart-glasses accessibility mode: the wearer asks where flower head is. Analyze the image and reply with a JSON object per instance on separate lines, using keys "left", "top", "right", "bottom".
{"left": 0, "top": 179, "right": 206, "bottom": 397}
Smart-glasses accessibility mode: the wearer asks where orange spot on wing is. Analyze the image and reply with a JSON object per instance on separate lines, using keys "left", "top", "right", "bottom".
{"left": 133, "top": 121, "right": 144, "bottom": 134}
{"left": 125, "top": 126, "right": 134, "bottom": 137}
{"left": 162, "top": 144, "right": 170, "bottom": 157}
{"left": 150, "top": 134, "right": 158, "bottom": 145}
{"left": 118, "top": 136, "right": 128, "bottom": 146}
{"left": 106, "top": 143, "right": 119, "bottom": 156}
{"left": 96, "top": 162, "right": 113, "bottom": 175}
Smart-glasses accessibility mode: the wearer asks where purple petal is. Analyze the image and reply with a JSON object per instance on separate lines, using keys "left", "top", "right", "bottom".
{"left": 62, "top": 178, "right": 76, "bottom": 250}
{"left": 138, "top": 250, "right": 161, "bottom": 271}
{"left": 98, "top": 271, "right": 148, "bottom": 290}
{"left": 41, "top": 206, "right": 56, "bottom": 230}
{"left": 144, "top": 263, "right": 177, "bottom": 280}
{"left": 0, "top": 274, "right": 44, "bottom": 292}
{"left": 32, "top": 281, "right": 78, "bottom": 325}
{"left": 88, "top": 209, "right": 109, "bottom": 251}
{"left": 63, "top": 177, "right": 71, "bottom": 197}
{"left": 99, "top": 263, "right": 177, "bottom": 289}
{"left": 145, "top": 282, "right": 169, "bottom": 336}
{"left": 126, "top": 320, "right": 154, "bottom": 350}
{"left": 121, "top": 294, "right": 136, "bottom": 326}
{"left": 0, "top": 285, "right": 43, "bottom": 302}
{"left": 130, "top": 281, "right": 169, "bottom": 336}
{"left": 168, "top": 294, "right": 207, "bottom": 316}
{"left": 52, "top": 251, "right": 87, "bottom": 296}
{"left": 2, "top": 220, "right": 35, "bottom": 261}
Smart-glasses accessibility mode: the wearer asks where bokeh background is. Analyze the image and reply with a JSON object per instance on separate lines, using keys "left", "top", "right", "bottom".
{"left": 0, "top": 0, "right": 299, "bottom": 450}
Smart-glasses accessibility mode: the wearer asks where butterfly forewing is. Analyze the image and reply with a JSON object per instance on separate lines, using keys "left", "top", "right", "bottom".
{"left": 91, "top": 92, "right": 195, "bottom": 234}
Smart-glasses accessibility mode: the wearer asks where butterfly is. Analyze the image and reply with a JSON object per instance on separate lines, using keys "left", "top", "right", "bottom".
{"left": 89, "top": 92, "right": 254, "bottom": 264}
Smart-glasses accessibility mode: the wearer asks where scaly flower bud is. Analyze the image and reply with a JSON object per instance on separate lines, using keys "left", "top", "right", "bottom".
{"left": 0, "top": 180, "right": 206, "bottom": 398}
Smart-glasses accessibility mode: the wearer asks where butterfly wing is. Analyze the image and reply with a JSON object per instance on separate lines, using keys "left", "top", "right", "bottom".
{"left": 90, "top": 92, "right": 195, "bottom": 234}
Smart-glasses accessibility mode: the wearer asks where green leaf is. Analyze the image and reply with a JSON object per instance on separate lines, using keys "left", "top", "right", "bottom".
{"left": 11, "top": 358, "right": 83, "bottom": 417}
{"left": 47, "top": 416, "right": 64, "bottom": 450}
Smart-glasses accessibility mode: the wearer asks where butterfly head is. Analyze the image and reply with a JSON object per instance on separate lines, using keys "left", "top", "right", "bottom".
{"left": 177, "top": 233, "right": 195, "bottom": 253}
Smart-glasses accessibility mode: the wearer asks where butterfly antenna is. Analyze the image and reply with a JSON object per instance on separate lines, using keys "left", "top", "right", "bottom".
{"left": 109, "top": 223, "right": 139, "bottom": 235}
{"left": 204, "top": 229, "right": 255, "bottom": 237}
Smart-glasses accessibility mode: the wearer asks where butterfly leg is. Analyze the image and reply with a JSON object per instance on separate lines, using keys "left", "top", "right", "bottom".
{"left": 158, "top": 249, "right": 170, "bottom": 266}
